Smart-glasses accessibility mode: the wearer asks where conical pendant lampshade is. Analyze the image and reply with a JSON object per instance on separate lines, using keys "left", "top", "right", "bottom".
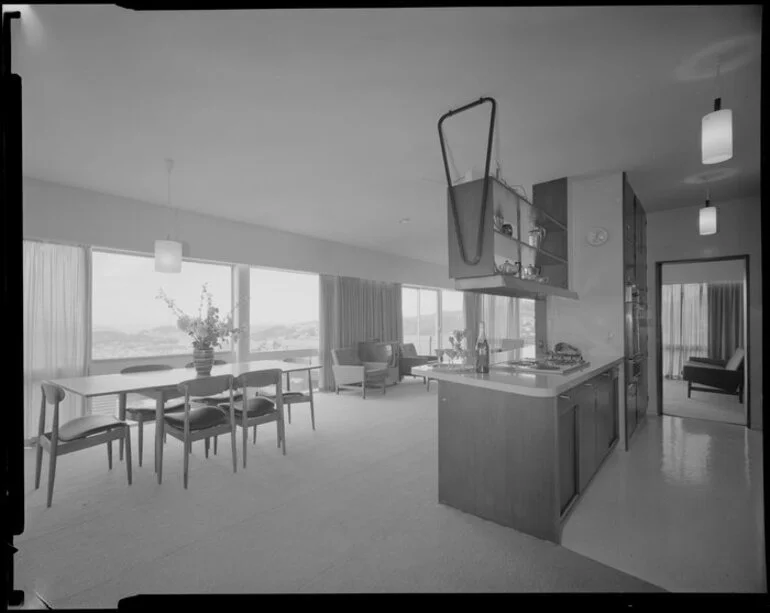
{"left": 701, "top": 97, "right": 733, "bottom": 165}
{"left": 154, "top": 158, "right": 182, "bottom": 273}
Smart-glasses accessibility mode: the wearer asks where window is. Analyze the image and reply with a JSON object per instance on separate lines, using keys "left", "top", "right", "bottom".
{"left": 519, "top": 298, "right": 536, "bottom": 358}
{"left": 249, "top": 267, "right": 319, "bottom": 353}
{"left": 440, "top": 289, "right": 465, "bottom": 348}
{"left": 402, "top": 287, "right": 440, "bottom": 355}
{"left": 91, "top": 250, "right": 232, "bottom": 360}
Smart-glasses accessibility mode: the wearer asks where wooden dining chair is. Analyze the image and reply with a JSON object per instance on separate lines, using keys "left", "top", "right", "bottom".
{"left": 120, "top": 364, "right": 192, "bottom": 467}
{"left": 161, "top": 374, "right": 237, "bottom": 489}
{"left": 184, "top": 360, "right": 244, "bottom": 404}
{"left": 279, "top": 357, "right": 316, "bottom": 430}
{"left": 35, "top": 383, "right": 132, "bottom": 507}
{"left": 217, "top": 369, "right": 286, "bottom": 468}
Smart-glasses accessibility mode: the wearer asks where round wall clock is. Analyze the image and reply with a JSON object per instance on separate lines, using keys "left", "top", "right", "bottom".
{"left": 587, "top": 227, "right": 609, "bottom": 246}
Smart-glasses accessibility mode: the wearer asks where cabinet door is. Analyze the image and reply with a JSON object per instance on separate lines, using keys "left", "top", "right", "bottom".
{"left": 594, "top": 370, "right": 617, "bottom": 462}
{"left": 576, "top": 382, "right": 597, "bottom": 493}
{"left": 557, "top": 397, "right": 578, "bottom": 515}
{"left": 637, "top": 360, "right": 648, "bottom": 420}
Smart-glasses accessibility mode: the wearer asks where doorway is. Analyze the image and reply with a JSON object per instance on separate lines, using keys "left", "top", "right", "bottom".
{"left": 656, "top": 256, "right": 748, "bottom": 426}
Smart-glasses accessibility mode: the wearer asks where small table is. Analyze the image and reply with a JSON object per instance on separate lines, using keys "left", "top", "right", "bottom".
{"left": 48, "top": 359, "right": 321, "bottom": 484}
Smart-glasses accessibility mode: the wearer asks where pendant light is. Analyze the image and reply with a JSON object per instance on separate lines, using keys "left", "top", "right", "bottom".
{"left": 699, "top": 189, "right": 717, "bottom": 236}
{"left": 154, "top": 158, "right": 182, "bottom": 273}
{"left": 701, "top": 61, "right": 733, "bottom": 164}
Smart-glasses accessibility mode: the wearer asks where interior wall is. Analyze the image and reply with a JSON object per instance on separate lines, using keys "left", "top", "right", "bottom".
{"left": 647, "top": 196, "right": 762, "bottom": 430}
{"left": 546, "top": 171, "right": 625, "bottom": 359}
{"left": 22, "top": 177, "right": 455, "bottom": 290}
{"left": 662, "top": 259, "right": 746, "bottom": 284}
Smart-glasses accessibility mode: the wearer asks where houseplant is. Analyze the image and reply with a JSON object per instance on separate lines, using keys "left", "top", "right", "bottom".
{"left": 157, "top": 283, "right": 242, "bottom": 376}
{"left": 444, "top": 329, "right": 471, "bottom": 367}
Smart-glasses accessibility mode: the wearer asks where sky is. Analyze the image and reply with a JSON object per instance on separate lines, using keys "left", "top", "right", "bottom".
{"left": 92, "top": 251, "right": 319, "bottom": 332}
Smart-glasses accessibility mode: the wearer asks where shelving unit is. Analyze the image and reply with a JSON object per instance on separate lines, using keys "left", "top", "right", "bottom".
{"left": 446, "top": 176, "right": 574, "bottom": 298}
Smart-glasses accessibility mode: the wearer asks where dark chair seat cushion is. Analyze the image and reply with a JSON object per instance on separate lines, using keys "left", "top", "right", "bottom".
{"left": 262, "top": 391, "right": 306, "bottom": 401}
{"left": 125, "top": 397, "right": 208, "bottom": 417}
{"left": 219, "top": 396, "right": 276, "bottom": 418}
{"left": 164, "top": 406, "right": 229, "bottom": 431}
{"left": 58, "top": 415, "right": 126, "bottom": 442}
{"left": 202, "top": 391, "right": 244, "bottom": 403}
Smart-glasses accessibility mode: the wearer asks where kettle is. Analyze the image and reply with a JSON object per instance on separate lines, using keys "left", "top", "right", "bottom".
{"left": 522, "top": 264, "right": 540, "bottom": 279}
{"left": 499, "top": 260, "right": 521, "bottom": 276}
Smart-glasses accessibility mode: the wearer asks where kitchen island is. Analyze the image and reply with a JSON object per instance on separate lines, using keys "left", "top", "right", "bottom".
{"left": 412, "top": 356, "right": 623, "bottom": 544}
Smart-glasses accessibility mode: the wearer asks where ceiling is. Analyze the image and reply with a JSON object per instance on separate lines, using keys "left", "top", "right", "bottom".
{"left": 14, "top": 5, "right": 762, "bottom": 265}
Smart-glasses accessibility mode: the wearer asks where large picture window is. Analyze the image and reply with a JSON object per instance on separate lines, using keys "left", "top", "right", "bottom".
{"left": 91, "top": 250, "right": 233, "bottom": 360}
{"left": 249, "top": 267, "right": 319, "bottom": 353}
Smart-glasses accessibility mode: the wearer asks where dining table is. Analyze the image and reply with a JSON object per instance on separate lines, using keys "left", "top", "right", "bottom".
{"left": 47, "top": 359, "right": 321, "bottom": 484}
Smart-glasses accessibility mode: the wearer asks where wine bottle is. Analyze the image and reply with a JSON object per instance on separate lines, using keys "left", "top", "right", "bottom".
{"left": 475, "top": 322, "right": 490, "bottom": 374}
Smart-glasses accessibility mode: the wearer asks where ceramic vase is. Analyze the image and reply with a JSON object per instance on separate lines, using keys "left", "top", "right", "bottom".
{"left": 192, "top": 347, "right": 214, "bottom": 376}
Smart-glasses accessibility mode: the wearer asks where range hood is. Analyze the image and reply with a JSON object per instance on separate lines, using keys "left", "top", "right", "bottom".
{"left": 438, "top": 97, "right": 578, "bottom": 301}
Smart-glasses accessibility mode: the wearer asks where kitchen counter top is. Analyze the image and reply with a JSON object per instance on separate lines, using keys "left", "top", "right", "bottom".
{"left": 412, "top": 355, "right": 623, "bottom": 398}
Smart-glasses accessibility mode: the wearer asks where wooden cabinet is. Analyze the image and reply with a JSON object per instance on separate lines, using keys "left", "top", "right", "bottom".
{"left": 626, "top": 379, "right": 638, "bottom": 439}
{"left": 575, "top": 382, "right": 598, "bottom": 493}
{"left": 595, "top": 370, "right": 618, "bottom": 456}
{"left": 557, "top": 396, "right": 578, "bottom": 515}
{"left": 447, "top": 177, "right": 572, "bottom": 296}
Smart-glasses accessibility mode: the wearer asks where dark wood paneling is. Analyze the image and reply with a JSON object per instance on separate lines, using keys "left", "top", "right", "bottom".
{"left": 558, "top": 402, "right": 578, "bottom": 514}
{"left": 575, "top": 383, "right": 597, "bottom": 492}
{"left": 437, "top": 381, "right": 559, "bottom": 543}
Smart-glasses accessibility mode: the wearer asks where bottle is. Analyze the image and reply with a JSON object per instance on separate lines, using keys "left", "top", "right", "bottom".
{"left": 475, "top": 322, "right": 490, "bottom": 374}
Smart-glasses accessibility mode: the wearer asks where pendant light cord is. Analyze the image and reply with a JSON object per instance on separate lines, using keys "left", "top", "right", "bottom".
{"left": 165, "top": 157, "right": 175, "bottom": 240}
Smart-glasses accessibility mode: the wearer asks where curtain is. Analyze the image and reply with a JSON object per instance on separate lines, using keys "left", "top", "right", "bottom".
{"left": 318, "top": 274, "right": 402, "bottom": 391}
{"left": 463, "top": 293, "right": 519, "bottom": 360}
{"left": 707, "top": 282, "right": 744, "bottom": 362}
{"left": 661, "top": 283, "right": 709, "bottom": 379}
{"left": 23, "top": 240, "right": 90, "bottom": 442}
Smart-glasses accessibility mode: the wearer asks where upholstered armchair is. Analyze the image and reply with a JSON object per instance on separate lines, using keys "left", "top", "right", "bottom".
{"left": 682, "top": 347, "right": 745, "bottom": 403}
{"left": 398, "top": 343, "right": 438, "bottom": 384}
{"left": 357, "top": 341, "right": 400, "bottom": 386}
{"left": 331, "top": 347, "right": 388, "bottom": 398}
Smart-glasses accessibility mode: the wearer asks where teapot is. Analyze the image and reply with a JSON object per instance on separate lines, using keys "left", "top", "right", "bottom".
{"left": 528, "top": 225, "right": 547, "bottom": 249}
{"left": 499, "top": 260, "right": 521, "bottom": 276}
{"left": 522, "top": 264, "right": 540, "bottom": 279}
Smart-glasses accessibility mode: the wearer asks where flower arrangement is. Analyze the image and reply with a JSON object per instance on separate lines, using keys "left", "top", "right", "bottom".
{"left": 444, "top": 329, "right": 470, "bottom": 364}
{"left": 157, "top": 283, "right": 242, "bottom": 350}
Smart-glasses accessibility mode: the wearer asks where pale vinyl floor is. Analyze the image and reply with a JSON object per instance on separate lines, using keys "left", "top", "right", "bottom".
{"left": 561, "top": 412, "right": 764, "bottom": 592}
{"left": 13, "top": 380, "right": 763, "bottom": 606}
{"left": 662, "top": 378, "right": 746, "bottom": 426}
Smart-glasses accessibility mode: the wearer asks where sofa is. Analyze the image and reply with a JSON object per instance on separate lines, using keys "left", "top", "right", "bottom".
{"left": 682, "top": 347, "right": 745, "bottom": 403}
{"left": 398, "top": 343, "right": 438, "bottom": 385}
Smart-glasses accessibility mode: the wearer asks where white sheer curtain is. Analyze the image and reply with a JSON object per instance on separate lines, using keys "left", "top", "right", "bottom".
{"left": 661, "top": 283, "right": 709, "bottom": 379}
{"left": 464, "top": 293, "right": 519, "bottom": 359}
{"left": 23, "top": 240, "right": 90, "bottom": 442}
{"left": 318, "top": 274, "right": 402, "bottom": 391}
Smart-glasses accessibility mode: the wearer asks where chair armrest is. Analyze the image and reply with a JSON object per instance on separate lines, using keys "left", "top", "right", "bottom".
{"left": 689, "top": 357, "right": 727, "bottom": 367}
{"left": 362, "top": 361, "right": 388, "bottom": 370}
{"left": 332, "top": 365, "right": 365, "bottom": 385}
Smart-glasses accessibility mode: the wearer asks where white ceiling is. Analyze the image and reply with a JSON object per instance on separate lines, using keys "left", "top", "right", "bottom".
{"left": 15, "top": 5, "right": 762, "bottom": 265}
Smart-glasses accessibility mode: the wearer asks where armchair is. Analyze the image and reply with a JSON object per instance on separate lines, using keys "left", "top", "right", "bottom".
{"left": 358, "top": 341, "right": 400, "bottom": 386}
{"left": 398, "top": 343, "right": 438, "bottom": 385}
{"left": 682, "top": 347, "right": 745, "bottom": 403}
{"left": 331, "top": 347, "right": 388, "bottom": 398}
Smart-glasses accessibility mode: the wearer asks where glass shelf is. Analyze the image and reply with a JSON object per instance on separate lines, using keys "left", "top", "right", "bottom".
{"left": 494, "top": 230, "right": 568, "bottom": 264}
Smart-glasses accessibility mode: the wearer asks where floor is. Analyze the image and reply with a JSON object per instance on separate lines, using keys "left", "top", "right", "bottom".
{"left": 662, "top": 378, "right": 745, "bottom": 426}
{"left": 561, "top": 412, "right": 764, "bottom": 592}
{"left": 12, "top": 380, "right": 763, "bottom": 605}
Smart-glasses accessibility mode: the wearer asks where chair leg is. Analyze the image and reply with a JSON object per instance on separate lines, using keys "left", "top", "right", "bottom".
{"left": 107, "top": 440, "right": 113, "bottom": 470}
{"left": 287, "top": 404, "right": 292, "bottom": 424}
{"left": 253, "top": 425, "right": 257, "bottom": 444}
{"left": 427, "top": 379, "right": 431, "bottom": 392}
{"left": 124, "top": 428, "right": 133, "bottom": 485}
{"left": 137, "top": 415, "right": 144, "bottom": 468}
{"left": 183, "top": 436, "right": 190, "bottom": 490}
{"left": 34, "top": 439, "right": 44, "bottom": 490}
{"left": 230, "top": 425, "right": 238, "bottom": 473}
{"left": 687, "top": 381, "right": 691, "bottom": 398}
{"left": 276, "top": 420, "right": 281, "bottom": 448}
{"left": 243, "top": 426, "right": 248, "bottom": 469}
{"left": 362, "top": 382, "right": 366, "bottom": 399}
{"left": 46, "top": 448, "right": 57, "bottom": 508}
{"left": 310, "top": 398, "right": 316, "bottom": 431}
{"left": 383, "top": 381, "right": 386, "bottom": 395}
{"left": 281, "top": 417, "right": 287, "bottom": 456}
{"left": 214, "top": 435, "right": 218, "bottom": 455}
{"left": 205, "top": 437, "right": 210, "bottom": 458}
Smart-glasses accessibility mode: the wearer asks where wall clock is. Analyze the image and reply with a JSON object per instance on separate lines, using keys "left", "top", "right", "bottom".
{"left": 587, "top": 227, "right": 609, "bottom": 246}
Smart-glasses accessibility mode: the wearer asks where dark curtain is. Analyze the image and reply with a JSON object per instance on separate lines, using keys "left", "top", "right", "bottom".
{"left": 707, "top": 282, "right": 744, "bottom": 362}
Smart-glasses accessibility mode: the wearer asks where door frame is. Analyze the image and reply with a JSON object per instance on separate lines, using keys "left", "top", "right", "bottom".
{"left": 655, "top": 254, "right": 750, "bottom": 427}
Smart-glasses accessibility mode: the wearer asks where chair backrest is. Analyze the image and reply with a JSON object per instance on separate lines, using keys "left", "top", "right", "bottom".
{"left": 235, "top": 368, "right": 282, "bottom": 391}
{"left": 331, "top": 347, "right": 361, "bottom": 366}
{"left": 359, "top": 341, "right": 397, "bottom": 366}
{"left": 725, "top": 347, "right": 745, "bottom": 371}
{"left": 121, "top": 364, "right": 173, "bottom": 374}
{"left": 177, "top": 374, "right": 234, "bottom": 398}
{"left": 40, "top": 383, "right": 66, "bottom": 405}
{"left": 401, "top": 343, "right": 418, "bottom": 358}
{"left": 185, "top": 359, "right": 227, "bottom": 368}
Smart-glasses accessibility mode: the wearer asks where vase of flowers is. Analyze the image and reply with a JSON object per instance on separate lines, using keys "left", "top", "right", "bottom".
{"left": 157, "top": 283, "right": 242, "bottom": 376}
{"left": 444, "top": 329, "right": 470, "bottom": 368}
